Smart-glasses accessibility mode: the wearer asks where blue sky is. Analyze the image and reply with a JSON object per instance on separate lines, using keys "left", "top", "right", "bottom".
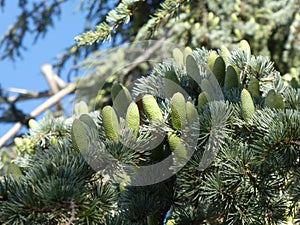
{"left": 0, "top": 1, "right": 92, "bottom": 139}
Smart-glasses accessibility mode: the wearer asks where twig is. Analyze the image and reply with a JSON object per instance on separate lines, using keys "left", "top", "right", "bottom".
{"left": 5, "top": 87, "right": 37, "bottom": 95}
{"left": 0, "top": 91, "right": 51, "bottom": 104}
{"left": 30, "top": 83, "right": 75, "bottom": 117}
{"left": 0, "top": 83, "right": 75, "bottom": 148}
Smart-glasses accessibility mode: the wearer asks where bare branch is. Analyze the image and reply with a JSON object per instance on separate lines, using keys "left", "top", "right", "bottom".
{"left": 0, "top": 83, "right": 75, "bottom": 148}
{"left": 41, "top": 63, "right": 67, "bottom": 113}
{"left": 0, "top": 91, "right": 51, "bottom": 104}
{"left": 5, "top": 87, "right": 36, "bottom": 95}
{"left": 41, "top": 64, "right": 61, "bottom": 94}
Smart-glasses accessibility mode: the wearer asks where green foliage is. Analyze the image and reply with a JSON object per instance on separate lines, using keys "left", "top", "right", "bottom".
{"left": 2, "top": 40, "right": 299, "bottom": 224}
{"left": 75, "top": 0, "right": 143, "bottom": 45}
{"left": 1, "top": 0, "right": 300, "bottom": 84}
{"left": 1, "top": 0, "right": 300, "bottom": 223}
{"left": 13, "top": 115, "right": 72, "bottom": 155}
{"left": 0, "top": 143, "right": 119, "bottom": 224}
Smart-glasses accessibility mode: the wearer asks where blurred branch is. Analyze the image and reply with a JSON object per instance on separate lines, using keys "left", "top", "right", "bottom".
{"left": 41, "top": 63, "right": 67, "bottom": 112}
{"left": 41, "top": 64, "right": 67, "bottom": 93}
{"left": 120, "top": 36, "right": 166, "bottom": 83}
{"left": 5, "top": 87, "right": 38, "bottom": 95}
{"left": 0, "top": 83, "right": 75, "bottom": 148}
{"left": 0, "top": 90, "right": 51, "bottom": 104}
{"left": 0, "top": 64, "right": 67, "bottom": 105}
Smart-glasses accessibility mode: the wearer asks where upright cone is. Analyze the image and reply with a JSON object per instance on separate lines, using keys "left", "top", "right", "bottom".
{"left": 142, "top": 95, "right": 163, "bottom": 123}
{"left": 102, "top": 105, "right": 120, "bottom": 141}
{"left": 212, "top": 56, "right": 226, "bottom": 87}
{"left": 264, "top": 90, "right": 285, "bottom": 109}
{"left": 168, "top": 132, "right": 188, "bottom": 161}
{"left": 171, "top": 92, "right": 186, "bottom": 130}
{"left": 126, "top": 102, "right": 140, "bottom": 137}
{"left": 241, "top": 89, "right": 255, "bottom": 122}
{"left": 186, "top": 101, "right": 198, "bottom": 126}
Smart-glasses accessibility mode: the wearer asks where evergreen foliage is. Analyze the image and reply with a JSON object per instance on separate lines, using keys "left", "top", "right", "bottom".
{"left": 1, "top": 40, "right": 299, "bottom": 224}
{"left": 1, "top": 1, "right": 300, "bottom": 224}
{"left": 1, "top": 0, "right": 300, "bottom": 128}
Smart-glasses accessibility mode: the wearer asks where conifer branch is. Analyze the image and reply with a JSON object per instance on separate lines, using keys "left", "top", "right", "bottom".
{"left": 75, "top": 0, "right": 142, "bottom": 45}
{"left": 135, "top": 0, "right": 190, "bottom": 40}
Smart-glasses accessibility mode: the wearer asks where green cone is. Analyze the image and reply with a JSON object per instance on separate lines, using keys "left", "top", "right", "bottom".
{"left": 126, "top": 102, "right": 140, "bottom": 137}
{"left": 168, "top": 132, "right": 188, "bottom": 161}
{"left": 7, "top": 163, "right": 22, "bottom": 177}
{"left": 79, "top": 114, "right": 97, "bottom": 131}
{"left": 74, "top": 101, "right": 89, "bottom": 115}
{"left": 219, "top": 45, "right": 231, "bottom": 67}
{"left": 264, "top": 90, "right": 285, "bottom": 109}
{"left": 212, "top": 56, "right": 226, "bottom": 87}
{"left": 248, "top": 77, "right": 260, "bottom": 98}
{"left": 186, "top": 54, "right": 201, "bottom": 84}
{"left": 183, "top": 46, "right": 193, "bottom": 64}
{"left": 186, "top": 101, "right": 198, "bottom": 126}
{"left": 200, "top": 79, "right": 214, "bottom": 102}
{"left": 224, "top": 65, "right": 239, "bottom": 91}
{"left": 239, "top": 39, "right": 251, "bottom": 59}
{"left": 198, "top": 92, "right": 208, "bottom": 111}
{"left": 71, "top": 119, "right": 89, "bottom": 152}
{"left": 241, "top": 89, "right": 255, "bottom": 122}
{"left": 172, "top": 47, "right": 184, "bottom": 66}
{"left": 111, "top": 83, "right": 131, "bottom": 102}
{"left": 207, "top": 51, "right": 218, "bottom": 71}
{"left": 171, "top": 92, "right": 186, "bottom": 130}
{"left": 111, "top": 83, "right": 132, "bottom": 117}
{"left": 102, "top": 105, "right": 120, "bottom": 141}
{"left": 142, "top": 94, "right": 163, "bottom": 123}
